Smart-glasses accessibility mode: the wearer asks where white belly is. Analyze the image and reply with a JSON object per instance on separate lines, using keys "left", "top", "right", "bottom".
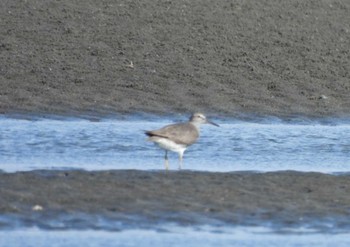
{"left": 154, "top": 138, "right": 187, "bottom": 154}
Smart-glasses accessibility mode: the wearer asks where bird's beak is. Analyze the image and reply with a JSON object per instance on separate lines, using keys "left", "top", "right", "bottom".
{"left": 207, "top": 120, "right": 219, "bottom": 127}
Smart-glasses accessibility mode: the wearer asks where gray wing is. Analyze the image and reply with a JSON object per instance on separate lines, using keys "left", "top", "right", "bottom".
{"left": 145, "top": 123, "right": 199, "bottom": 146}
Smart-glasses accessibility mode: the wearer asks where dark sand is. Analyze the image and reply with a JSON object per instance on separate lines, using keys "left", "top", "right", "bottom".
{"left": 1, "top": 0, "right": 350, "bottom": 230}
{"left": 1, "top": 170, "right": 350, "bottom": 230}
{"left": 1, "top": 0, "right": 350, "bottom": 117}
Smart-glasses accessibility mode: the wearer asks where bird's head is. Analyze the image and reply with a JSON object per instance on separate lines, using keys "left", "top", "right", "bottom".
{"left": 190, "top": 113, "right": 219, "bottom": 127}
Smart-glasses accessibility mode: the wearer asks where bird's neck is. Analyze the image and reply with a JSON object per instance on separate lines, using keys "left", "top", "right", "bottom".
{"left": 189, "top": 121, "right": 201, "bottom": 130}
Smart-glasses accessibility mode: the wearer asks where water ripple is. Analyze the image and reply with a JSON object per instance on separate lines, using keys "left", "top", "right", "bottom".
{"left": 0, "top": 116, "right": 350, "bottom": 173}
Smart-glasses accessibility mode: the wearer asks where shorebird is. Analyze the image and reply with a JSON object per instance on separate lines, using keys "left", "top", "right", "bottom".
{"left": 145, "top": 113, "right": 219, "bottom": 170}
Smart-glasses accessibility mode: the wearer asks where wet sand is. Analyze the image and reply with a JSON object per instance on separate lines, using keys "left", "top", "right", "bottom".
{"left": 1, "top": 0, "right": 350, "bottom": 117}
{"left": 1, "top": 170, "right": 350, "bottom": 230}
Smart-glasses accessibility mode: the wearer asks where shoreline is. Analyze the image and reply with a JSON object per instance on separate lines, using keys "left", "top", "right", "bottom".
{"left": 1, "top": 170, "right": 350, "bottom": 231}
{"left": 2, "top": 110, "right": 350, "bottom": 124}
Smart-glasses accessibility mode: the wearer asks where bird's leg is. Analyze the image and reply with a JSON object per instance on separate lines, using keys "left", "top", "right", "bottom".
{"left": 164, "top": 150, "right": 169, "bottom": 170}
{"left": 178, "top": 153, "right": 183, "bottom": 170}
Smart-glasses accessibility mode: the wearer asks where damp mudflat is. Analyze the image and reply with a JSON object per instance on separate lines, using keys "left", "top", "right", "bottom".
{"left": 1, "top": 114, "right": 350, "bottom": 247}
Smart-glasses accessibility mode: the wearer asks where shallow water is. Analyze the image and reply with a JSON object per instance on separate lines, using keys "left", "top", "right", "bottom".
{"left": 1, "top": 114, "right": 350, "bottom": 246}
{"left": 1, "top": 226, "right": 350, "bottom": 247}
{"left": 0, "top": 114, "right": 349, "bottom": 173}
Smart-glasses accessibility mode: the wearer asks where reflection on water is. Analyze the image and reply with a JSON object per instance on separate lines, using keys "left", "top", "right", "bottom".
{"left": 0, "top": 115, "right": 349, "bottom": 173}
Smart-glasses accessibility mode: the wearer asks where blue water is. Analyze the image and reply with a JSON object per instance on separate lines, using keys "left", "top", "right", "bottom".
{"left": 0, "top": 115, "right": 349, "bottom": 173}
{"left": 1, "top": 227, "right": 350, "bottom": 247}
{"left": 1, "top": 114, "right": 350, "bottom": 246}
